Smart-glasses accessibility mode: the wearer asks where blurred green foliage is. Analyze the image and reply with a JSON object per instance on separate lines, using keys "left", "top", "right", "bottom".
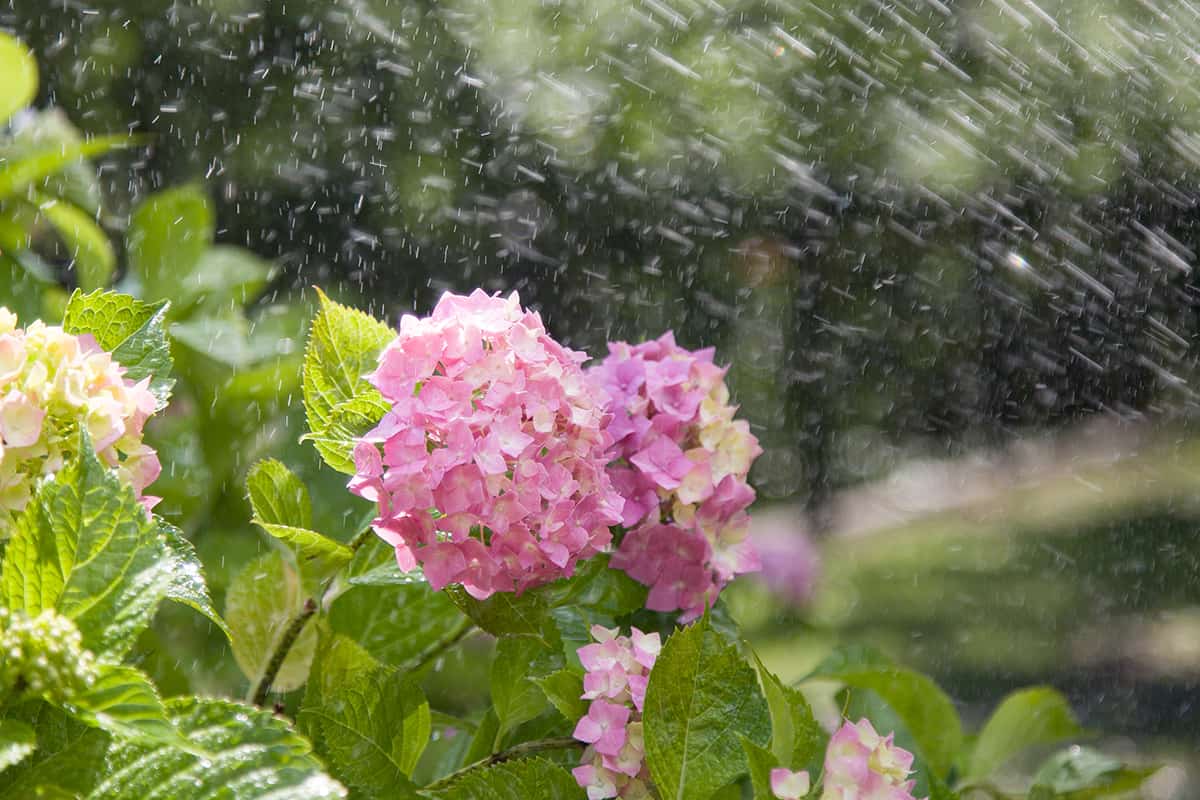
{"left": 6, "top": 0, "right": 1200, "bottom": 508}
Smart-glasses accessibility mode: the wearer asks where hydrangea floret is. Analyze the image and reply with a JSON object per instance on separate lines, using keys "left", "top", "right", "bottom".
{"left": 766, "top": 718, "right": 922, "bottom": 800}
{"left": 349, "top": 290, "right": 624, "bottom": 599}
{"left": 572, "top": 624, "right": 661, "bottom": 799}
{"left": 0, "top": 307, "right": 161, "bottom": 531}
{"left": 770, "top": 768, "right": 812, "bottom": 800}
{"left": 589, "top": 332, "right": 763, "bottom": 620}
{"left": 0, "top": 606, "right": 98, "bottom": 703}
{"left": 820, "top": 718, "right": 922, "bottom": 800}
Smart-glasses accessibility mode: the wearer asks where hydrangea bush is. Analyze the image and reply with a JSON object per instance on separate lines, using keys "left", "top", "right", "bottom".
{"left": 0, "top": 286, "right": 1158, "bottom": 800}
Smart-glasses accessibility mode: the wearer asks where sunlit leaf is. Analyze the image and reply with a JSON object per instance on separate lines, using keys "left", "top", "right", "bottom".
{"left": 0, "top": 720, "right": 35, "bottom": 772}
{"left": 0, "top": 433, "right": 173, "bottom": 658}
{"left": 85, "top": 697, "right": 346, "bottom": 800}
{"left": 0, "top": 704, "right": 107, "bottom": 799}
{"left": 246, "top": 459, "right": 352, "bottom": 578}
{"left": 159, "top": 522, "right": 231, "bottom": 641}
{"left": 301, "top": 288, "right": 394, "bottom": 474}
{"left": 247, "top": 458, "right": 313, "bottom": 529}
{"left": 0, "top": 32, "right": 37, "bottom": 126}
{"left": 59, "top": 663, "right": 179, "bottom": 747}
{"left": 225, "top": 550, "right": 317, "bottom": 694}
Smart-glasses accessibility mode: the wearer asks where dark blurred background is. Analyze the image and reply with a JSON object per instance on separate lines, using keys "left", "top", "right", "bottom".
{"left": 2, "top": 1, "right": 1198, "bottom": 794}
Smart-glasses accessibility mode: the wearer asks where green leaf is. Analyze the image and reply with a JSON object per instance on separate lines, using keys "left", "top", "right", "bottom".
{"left": 534, "top": 668, "right": 587, "bottom": 724}
{"left": 0, "top": 251, "right": 56, "bottom": 321}
{"left": 304, "top": 632, "right": 378, "bottom": 705}
{"left": 300, "top": 631, "right": 378, "bottom": 752}
{"left": 1029, "top": 747, "right": 1156, "bottom": 800}
{"left": 225, "top": 550, "right": 317, "bottom": 693}
{"left": 461, "top": 708, "right": 500, "bottom": 768}
{"left": 0, "top": 135, "right": 135, "bottom": 202}
{"left": 0, "top": 704, "right": 108, "bottom": 799}
{"left": 429, "top": 757, "right": 583, "bottom": 800}
{"left": 967, "top": 687, "right": 1084, "bottom": 782}
{"left": 158, "top": 523, "right": 231, "bottom": 641}
{"left": 63, "top": 289, "right": 174, "bottom": 407}
{"left": 346, "top": 558, "right": 422, "bottom": 587}
{"left": 491, "top": 636, "right": 564, "bottom": 736}
{"left": 0, "top": 720, "right": 36, "bottom": 772}
{"left": 126, "top": 185, "right": 214, "bottom": 303}
{"left": 299, "top": 668, "right": 429, "bottom": 795}
{"left": 85, "top": 697, "right": 346, "bottom": 800}
{"left": 247, "top": 459, "right": 313, "bottom": 529}
{"left": 542, "top": 554, "right": 647, "bottom": 618}
{"left": 741, "top": 737, "right": 780, "bottom": 800}
{"left": 27, "top": 194, "right": 114, "bottom": 290}
{"left": 59, "top": 663, "right": 179, "bottom": 747}
{"left": 178, "top": 245, "right": 274, "bottom": 315}
{"left": 0, "top": 33, "right": 37, "bottom": 126}
{"left": 448, "top": 586, "right": 554, "bottom": 641}
{"left": 804, "top": 645, "right": 962, "bottom": 777}
{"left": 256, "top": 522, "right": 354, "bottom": 579}
{"left": 755, "top": 656, "right": 824, "bottom": 770}
{"left": 0, "top": 108, "right": 105, "bottom": 215}
{"left": 329, "top": 583, "right": 465, "bottom": 667}
{"left": 643, "top": 620, "right": 771, "bottom": 800}
{"left": 301, "top": 288, "right": 394, "bottom": 474}
{"left": 307, "top": 394, "right": 393, "bottom": 474}
{"left": 247, "top": 459, "right": 352, "bottom": 578}
{"left": 0, "top": 435, "right": 173, "bottom": 657}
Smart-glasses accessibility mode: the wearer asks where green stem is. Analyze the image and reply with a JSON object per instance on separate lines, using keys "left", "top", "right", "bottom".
{"left": 347, "top": 524, "right": 376, "bottom": 553}
{"left": 424, "top": 737, "right": 583, "bottom": 790}
{"left": 403, "top": 618, "right": 475, "bottom": 672}
{"left": 249, "top": 597, "right": 318, "bottom": 706}
{"left": 956, "top": 784, "right": 1017, "bottom": 800}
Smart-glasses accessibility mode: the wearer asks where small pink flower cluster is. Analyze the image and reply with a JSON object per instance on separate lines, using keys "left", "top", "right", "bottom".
{"left": 820, "top": 718, "right": 921, "bottom": 800}
{"left": 572, "top": 625, "right": 661, "bottom": 800}
{"left": 589, "top": 332, "right": 763, "bottom": 620}
{"left": 0, "top": 308, "right": 160, "bottom": 529}
{"left": 770, "top": 718, "right": 923, "bottom": 800}
{"left": 350, "top": 290, "right": 624, "bottom": 599}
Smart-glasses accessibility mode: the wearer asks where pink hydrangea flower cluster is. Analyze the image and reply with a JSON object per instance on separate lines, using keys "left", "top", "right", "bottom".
{"left": 0, "top": 308, "right": 161, "bottom": 530}
{"left": 819, "top": 719, "right": 922, "bottom": 800}
{"left": 572, "top": 625, "right": 661, "bottom": 800}
{"left": 589, "top": 332, "right": 763, "bottom": 620}
{"left": 349, "top": 290, "right": 624, "bottom": 599}
{"left": 767, "top": 718, "right": 922, "bottom": 800}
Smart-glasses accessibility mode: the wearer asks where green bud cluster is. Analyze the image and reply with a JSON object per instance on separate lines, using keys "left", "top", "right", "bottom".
{"left": 0, "top": 606, "right": 98, "bottom": 703}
